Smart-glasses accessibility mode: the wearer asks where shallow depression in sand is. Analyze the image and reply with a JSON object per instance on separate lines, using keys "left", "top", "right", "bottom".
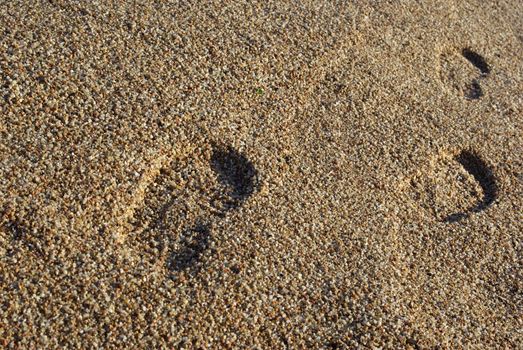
{"left": 406, "top": 149, "right": 497, "bottom": 222}
{"left": 439, "top": 47, "right": 491, "bottom": 100}
{"left": 124, "top": 143, "right": 259, "bottom": 274}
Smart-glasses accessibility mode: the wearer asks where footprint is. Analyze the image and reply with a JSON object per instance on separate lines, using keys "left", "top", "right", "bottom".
{"left": 445, "top": 150, "right": 498, "bottom": 222}
{"left": 124, "top": 143, "right": 259, "bottom": 274}
{"left": 439, "top": 48, "right": 491, "bottom": 100}
{"left": 405, "top": 150, "right": 497, "bottom": 222}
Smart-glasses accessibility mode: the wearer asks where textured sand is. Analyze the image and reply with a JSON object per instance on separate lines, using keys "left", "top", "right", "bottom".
{"left": 1, "top": 1, "right": 522, "bottom": 348}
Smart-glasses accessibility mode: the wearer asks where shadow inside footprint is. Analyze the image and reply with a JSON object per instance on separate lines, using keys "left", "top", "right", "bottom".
{"left": 462, "top": 48, "right": 490, "bottom": 76}
{"left": 210, "top": 146, "right": 258, "bottom": 210}
{"left": 465, "top": 79, "right": 483, "bottom": 100}
{"left": 455, "top": 151, "right": 498, "bottom": 210}
{"left": 444, "top": 150, "right": 498, "bottom": 222}
{"left": 168, "top": 223, "right": 211, "bottom": 272}
{"left": 461, "top": 49, "right": 490, "bottom": 100}
{"left": 2, "top": 220, "right": 44, "bottom": 257}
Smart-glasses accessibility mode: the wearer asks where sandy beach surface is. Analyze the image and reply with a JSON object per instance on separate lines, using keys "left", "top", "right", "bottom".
{"left": 1, "top": 1, "right": 522, "bottom": 348}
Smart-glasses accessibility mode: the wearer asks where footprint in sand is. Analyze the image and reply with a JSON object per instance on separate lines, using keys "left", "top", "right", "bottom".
{"left": 406, "top": 150, "right": 498, "bottom": 222}
{"left": 124, "top": 143, "right": 259, "bottom": 274}
{"left": 439, "top": 48, "right": 491, "bottom": 100}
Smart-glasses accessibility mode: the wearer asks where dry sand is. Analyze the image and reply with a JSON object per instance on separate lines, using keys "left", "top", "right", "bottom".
{"left": 1, "top": 1, "right": 522, "bottom": 348}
